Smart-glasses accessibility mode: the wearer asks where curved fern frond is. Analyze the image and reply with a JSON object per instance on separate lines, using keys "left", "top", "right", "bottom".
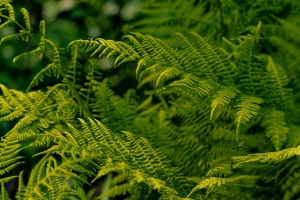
{"left": 5, "top": 3, "right": 14, "bottom": 20}
{"left": 187, "top": 175, "right": 258, "bottom": 198}
{"left": 232, "top": 145, "right": 300, "bottom": 168}
{"left": 27, "top": 63, "right": 60, "bottom": 92}
{"left": 39, "top": 20, "right": 47, "bottom": 51}
{"left": 0, "top": 32, "right": 27, "bottom": 44}
{"left": 20, "top": 7, "right": 31, "bottom": 41}
{"left": 13, "top": 47, "right": 42, "bottom": 66}
{"left": 46, "top": 39, "right": 64, "bottom": 68}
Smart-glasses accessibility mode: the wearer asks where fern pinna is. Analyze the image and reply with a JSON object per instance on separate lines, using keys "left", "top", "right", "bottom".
{"left": 0, "top": 1, "right": 300, "bottom": 200}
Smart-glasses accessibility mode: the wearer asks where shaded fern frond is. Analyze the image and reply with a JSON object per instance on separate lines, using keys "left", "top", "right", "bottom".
{"left": 262, "top": 109, "right": 289, "bottom": 151}
{"left": 235, "top": 95, "right": 264, "bottom": 136}
{"left": 187, "top": 176, "right": 258, "bottom": 198}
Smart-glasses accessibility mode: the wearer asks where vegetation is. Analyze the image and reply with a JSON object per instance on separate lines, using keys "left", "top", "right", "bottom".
{"left": 0, "top": 0, "right": 300, "bottom": 199}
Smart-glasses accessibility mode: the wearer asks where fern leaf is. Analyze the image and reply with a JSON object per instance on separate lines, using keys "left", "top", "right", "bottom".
{"left": 187, "top": 176, "right": 257, "bottom": 197}
{"left": 20, "top": 7, "right": 31, "bottom": 41}
{"left": 0, "top": 184, "right": 10, "bottom": 200}
{"left": 5, "top": 3, "right": 14, "bottom": 20}
{"left": 27, "top": 63, "right": 59, "bottom": 92}
{"left": 155, "top": 67, "right": 182, "bottom": 88}
{"left": 211, "top": 86, "right": 239, "bottom": 120}
{"left": 0, "top": 20, "right": 12, "bottom": 32}
{"left": 0, "top": 32, "right": 27, "bottom": 44}
{"left": 13, "top": 47, "right": 42, "bottom": 66}
{"left": 33, "top": 84, "right": 64, "bottom": 113}
{"left": 46, "top": 39, "right": 64, "bottom": 68}
{"left": 163, "top": 74, "right": 217, "bottom": 98}
{"left": 232, "top": 146, "right": 300, "bottom": 168}
{"left": 0, "top": 1, "right": 11, "bottom": 7}
{"left": 39, "top": 20, "right": 47, "bottom": 51}
{"left": 235, "top": 95, "right": 263, "bottom": 136}
{"left": 265, "top": 56, "right": 293, "bottom": 108}
{"left": 139, "top": 64, "right": 164, "bottom": 83}
{"left": 262, "top": 109, "right": 289, "bottom": 151}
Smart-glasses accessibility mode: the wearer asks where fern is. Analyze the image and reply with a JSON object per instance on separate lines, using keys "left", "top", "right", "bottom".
{"left": 0, "top": 1, "right": 300, "bottom": 199}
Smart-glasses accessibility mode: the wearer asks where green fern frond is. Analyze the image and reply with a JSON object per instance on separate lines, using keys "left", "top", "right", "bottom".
{"left": 20, "top": 155, "right": 90, "bottom": 200}
{"left": 262, "top": 109, "right": 289, "bottom": 151}
{"left": 211, "top": 86, "right": 240, "bottom": 120}
{"left": 39, "top": 20, "right": 47, "bottom": 51}
{"left": 27, "top": 63, "right": 60, "bottom": 92}
{"left": 235, "top": 95, "right": 264, "bottom": 136}
{"left": 64, "top": 45, "right": 82, "bottom": 85}
{"left": 0, "top": 141, "right": 24, "bottom": 176}
{"left": 265, "top": 56, "right": 293, "bottom": 108}
{"left": 0, "top": 184, "right": 10, "bottom": 200}
{"left": 20, "top": 8, "right": 31, "bottom": 36}
{"left": 68, "top": 39, "right": 101, "bottom": 55}
{"left": 46, "top": 39, "right": 64, "bottom": 68}
{"left": 187, "top": 175, "right": 258, "bottom": 198}
{"left": 0, "top": 1, "right": 11, "bottom": 7}
{"left": 206, "top": 162, "right": 233, "bottom": 178}
{"left": 232, "top": 145, "right": 300, "bottom": 167}
{"left": 155, "top": 67, "right": 182, "bottom": 88}
{"left": 13, "top": 47, "right": 42, "bottom": 66}
{"left": 33, "top": 84, "right": 64, "bottom": 113}
{"left": 5, "top": 3, "right": 14, "bottom": 20}
{"left": 0, "top": 32, "right": 27, "bottom": 44}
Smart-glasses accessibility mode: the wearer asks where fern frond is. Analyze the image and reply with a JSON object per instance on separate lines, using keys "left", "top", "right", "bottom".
{"left": 46, "top": 39, "right": 64, "bottom": 68}
{"left": 0, "top": 32, "right": 27, "bottom": 44}
{"left": 232, "top": 146, "right": 300, "bottom": 167}
{"left": 5, "top": 3, "right": 14, "bottom": 20}
{"left": 27, "top": 63, "right": 60, "bottom": 92}
{"left": 262, "top": 109, "right": 289, "bottom": 151}
{"left": 211, "top": 86, "right": 239, "bottom": 120}
{"left": 155, "top": 67, "right": 182, "bottom": 88}
{"left": 265, "top": 56, "right": 293, "bottom": 108}
{"left": 20, "top": 7, "right": 31, "bottom": 39}
{"left": 0, "top": 20, "right": 12, "bottom": 32}
{"left": 13, "top": 47, "right": 42, "bottom": 66}
{"left": 235, "top": 95, "right": 263, "bottom": 136}
{"left": 0, "top": 184, "right": 10, "bottom": 200}
{"left": 0, "top": 141, "right": 24, "bottom": 176}
{"left": 39, "top": 20, "right": 47, "bottom": 51}
{"left": 0, "top": 1, "right": 11, "bottom": 7}
{"left": 163, "top": 74, "right": 217, "bottom": 98}
{"left": 187, "top": 175, "right": 258, "bottom": 198}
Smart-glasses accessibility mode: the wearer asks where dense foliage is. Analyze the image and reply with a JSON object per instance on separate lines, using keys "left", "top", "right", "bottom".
{"left": 0, "top": 0, "right": 300, "bottom": 199}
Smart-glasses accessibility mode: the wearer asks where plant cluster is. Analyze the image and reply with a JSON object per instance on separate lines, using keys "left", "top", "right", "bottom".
{"left": 0, "top": 0, "right": 300, "bottom": 199}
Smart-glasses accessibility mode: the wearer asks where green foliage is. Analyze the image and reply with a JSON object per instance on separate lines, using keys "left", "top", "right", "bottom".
{"left": 0, "top": 1, "right": 300, "bottom": 199}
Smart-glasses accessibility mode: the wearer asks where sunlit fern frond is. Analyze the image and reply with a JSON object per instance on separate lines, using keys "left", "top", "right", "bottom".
{"left": 232, "top": 145, "right": 300, "bottom": 168}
